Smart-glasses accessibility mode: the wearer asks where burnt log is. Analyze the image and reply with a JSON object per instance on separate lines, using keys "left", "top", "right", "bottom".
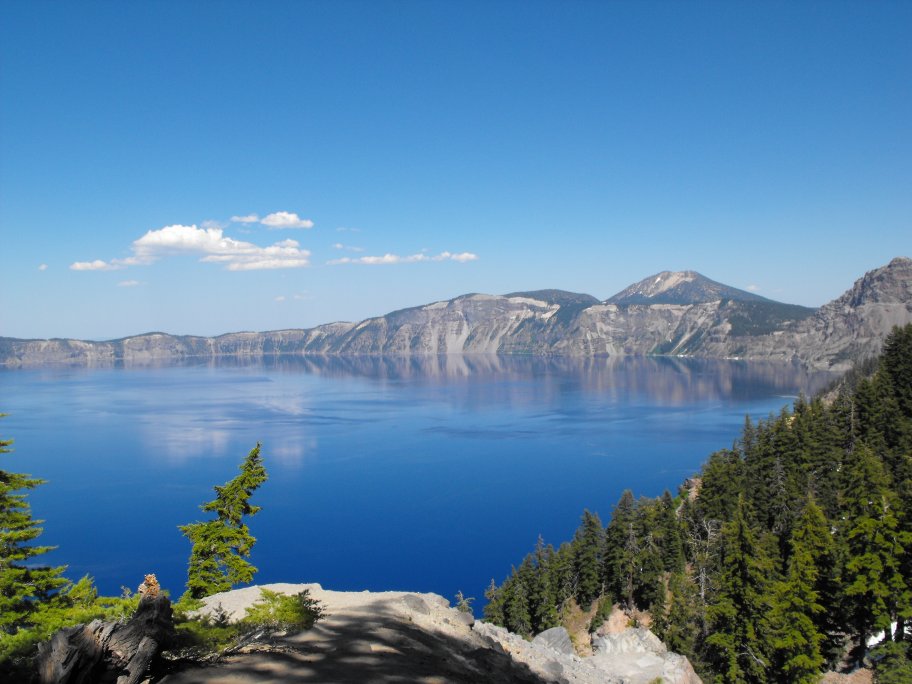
{"left": 37, "top": 594, "right": 176, "bottom": 684}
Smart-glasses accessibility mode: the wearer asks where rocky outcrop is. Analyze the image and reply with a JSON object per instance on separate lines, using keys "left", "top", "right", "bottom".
{"left": 3, "top": 258, "right": 910, "bottom": 371}
{"left": 474, "top": 621, "right": 701, "bottom": 684}
{"left": 591, "top": 628, "right": 700, "bottom": 684}
{"left": 166, "top": 583, "right": 699, "bottom": 684}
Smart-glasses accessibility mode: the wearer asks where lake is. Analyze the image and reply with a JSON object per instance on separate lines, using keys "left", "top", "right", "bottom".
{"left": 0, "top": 355, "right": 835, "bottom": 607}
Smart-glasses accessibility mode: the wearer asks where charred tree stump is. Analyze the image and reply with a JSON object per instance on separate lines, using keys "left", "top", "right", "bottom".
{"left": 37, "top": 593, "right": 176, "bottom": 684}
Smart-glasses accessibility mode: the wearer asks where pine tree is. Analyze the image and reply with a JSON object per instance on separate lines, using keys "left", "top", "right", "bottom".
{"left": 572, "top": 509, "right": 604, "bottom": 609}
{"left": 697, "top": 449, "right": 744, "bottom": 524}
{"left": 503, "top": 563, "right": 533, "bottom": 636}
{"left": 705, "top": 496, "right": 773, "bottom": 683}
{"left": 530, "top": 536, "right": 559, "bottom": 632}
{"left": 768, "top": 496, "right": 830, "bottom": 683}
{"left": 180, "top": 443, "right": 268, "bottom": 599}
{"left": 841, "top": 444, "right": 911, "bottom": 663}
{"left": 880, "top": 324, "right": 912, "bottom": 424}
{"left": 631, "top": 502, "right": 665, "bottom": 610}
{"left": 0, "top": 420, "right": 67, "bottom": 630}
{"left": 483, "top": 578, "right": 505, "bottom": 625}
{"left": 658, "top": 570, "right": 701, "bottom": 662}
{"left": 658, "top": 490, "right": 685, "bottom": 573}
{"left": 604, "top": 490, "right": 635, "bottom": 606}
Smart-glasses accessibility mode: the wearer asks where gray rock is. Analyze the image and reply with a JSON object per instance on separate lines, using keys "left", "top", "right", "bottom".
{"left": 401, "top": 594, "right": 430, "bottom": 615}
{"left": 591, "top": 627, "right": 666, "bottom": 656}
{"left": 591, "top": 628, "right": 702, "bottom": 684}
{"left": 455, "top": 610, "right": 475, "bottom": 627}
{"left": 473, "top": 621, "right": 702, "bottom": 684}
{"left": 532, "top": 626, "right": 575, "bottom": 655}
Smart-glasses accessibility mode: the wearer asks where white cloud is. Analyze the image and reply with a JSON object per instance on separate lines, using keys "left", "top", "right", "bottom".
{"left": 336, "top": 226, "right": 361, "bottom": 233}
{"left": 260, "top": 211, "right": 314, "bottom": 229}
{"left": 328, "top": 251, "right": 478, "bottom": 266}
{"left": 71, "top": 224, "right": 311, "bottom": 272}
{"left": 438, "top": 251, "right": 478, "bottom": 263}
{"left": 747, "top": 284, "right": 760, "bottom": 292}
{"left": 118, "top": 280, "right": 141, "bottom": 287}
{"left": 230, "top": 211, "right": 314, "bottom": 229}
{"left": 71, "top": 259, "right": 122, "bottom": 271}
{"left": 332, "top": 242, "right": 364, "bottom": 252}
{"left": 38, "top": 263, "right": 48, "bottom": 271}
{"left": 274, "top": 295, "right": 286, "bottom": 302}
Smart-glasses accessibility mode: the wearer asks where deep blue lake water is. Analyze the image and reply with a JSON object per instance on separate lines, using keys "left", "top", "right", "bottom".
{"left": 0, "top": 355, "right": 835, "bottom": 607}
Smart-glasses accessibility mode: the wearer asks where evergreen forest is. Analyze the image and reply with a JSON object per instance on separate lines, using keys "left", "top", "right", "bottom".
{"left": 484, "top": 324, "right": 912, "bottom": 683}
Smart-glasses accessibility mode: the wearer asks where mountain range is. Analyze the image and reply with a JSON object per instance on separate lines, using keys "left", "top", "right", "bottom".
{"left": 3, "top": 257, "right": 910, "bottom": 371}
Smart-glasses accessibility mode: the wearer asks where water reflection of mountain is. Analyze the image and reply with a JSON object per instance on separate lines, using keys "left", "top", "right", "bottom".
{"left": 167, "top": 354, "right": 837, "bottom": 405}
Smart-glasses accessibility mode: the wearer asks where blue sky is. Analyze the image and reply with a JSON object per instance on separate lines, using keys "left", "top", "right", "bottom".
{"left": 1, "top": 0, "right": 909, "bottom": 340}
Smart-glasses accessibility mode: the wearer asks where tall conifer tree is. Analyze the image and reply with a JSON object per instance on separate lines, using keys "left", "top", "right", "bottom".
{"left": 573, "top": 509, "right": 604, "bottom": 608}
{"left": 180, "top": 443, "right": 268, "bottom": 599}
{"left": 769, "top": 496, "right": 830, "bottom": 683}
{"left": 841, "top": 444, "right": 910, "bottom": 662}
{"left": 0, "top": 421, "right": 67, "bottom": 630}
{"left": 705, "top": 496, "right": 773, "bottom": 683}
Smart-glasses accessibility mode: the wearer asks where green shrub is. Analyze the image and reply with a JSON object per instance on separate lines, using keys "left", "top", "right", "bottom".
{"left": 0, "top": 576, "right": 141, "bottom": 675}
{"left": 454, "top": 590, "right": 475, "bottom": 614}
{"left": 241, "top": 589, "right": 325, "bottom": 632}
{"left": 171, "top": 618, "right": 246, "bottom": 656}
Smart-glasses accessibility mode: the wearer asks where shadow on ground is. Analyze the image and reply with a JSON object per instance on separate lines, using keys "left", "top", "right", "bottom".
{"left": 157, "top": 596, "right": 550, "bottom": 684}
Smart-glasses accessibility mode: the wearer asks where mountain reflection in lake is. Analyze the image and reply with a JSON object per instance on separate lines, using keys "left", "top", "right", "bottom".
{"left": 0, "top": 355, "right": 836, "bottom": 604}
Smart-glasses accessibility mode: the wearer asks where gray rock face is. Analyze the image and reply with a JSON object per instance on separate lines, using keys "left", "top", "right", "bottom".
{"left": 3, "top": 258, "right": 910, "bottom": 371}
{"left": 474, "top": 621, "right": 702, "bottom": 684}
{"left": 590, "top": 628, "right": 701, "bottom": 684}
{"left": 592, "top": 627, "right": 667, "bottom": 656}
{"left": 532, "top": 626, "right": 575, "bottom": 656}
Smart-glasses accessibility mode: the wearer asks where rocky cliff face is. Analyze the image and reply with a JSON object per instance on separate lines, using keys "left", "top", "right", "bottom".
{"left": 696, "top": 257, "right": 912, "bottom": 368}
{"left": 3, "top": 258, "right": 910, "bottom": 371}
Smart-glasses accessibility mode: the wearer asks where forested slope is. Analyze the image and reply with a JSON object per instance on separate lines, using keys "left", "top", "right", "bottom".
{"left": 484, "top": 323, "right": 912, "bottom": 683}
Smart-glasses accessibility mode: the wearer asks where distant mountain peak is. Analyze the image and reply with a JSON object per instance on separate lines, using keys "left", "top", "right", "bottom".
{"left": 607, "top": 270, "right": 772, "bottom": 306}
{"left": 827, "top": 255, "right": 912, "bottom": 309}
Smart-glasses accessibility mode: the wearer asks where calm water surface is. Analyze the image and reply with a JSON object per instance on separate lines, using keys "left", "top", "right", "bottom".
{"left": 0, "top": 355, "right": 835, "bottom": 604}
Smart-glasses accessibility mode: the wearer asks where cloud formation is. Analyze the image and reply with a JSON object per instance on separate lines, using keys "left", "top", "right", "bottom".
{"left": 71, "top": 259, "right": 122, "bottom": 271}
{"left": 230, "top": 211, "right": 314, "bottom": 229}
{"left": 118, "top": 280, "right": 140, "bottom": 287}
{"left": 38, "top": 263, "right": 48, "bottom": 271}
{"left": 332, "top": 242, "right": 365, "bottom": 252}
{"left": 71, "top": 224, "right": 311, "bottom": 272}
{"left": 328, "top": 251, "right": 478, "bottom": 266}
{"left": 261, "top": 211, "right": 314, "bottom": 229}
{"left": 747, "top": 284, "right": 760, "bottom": 292}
